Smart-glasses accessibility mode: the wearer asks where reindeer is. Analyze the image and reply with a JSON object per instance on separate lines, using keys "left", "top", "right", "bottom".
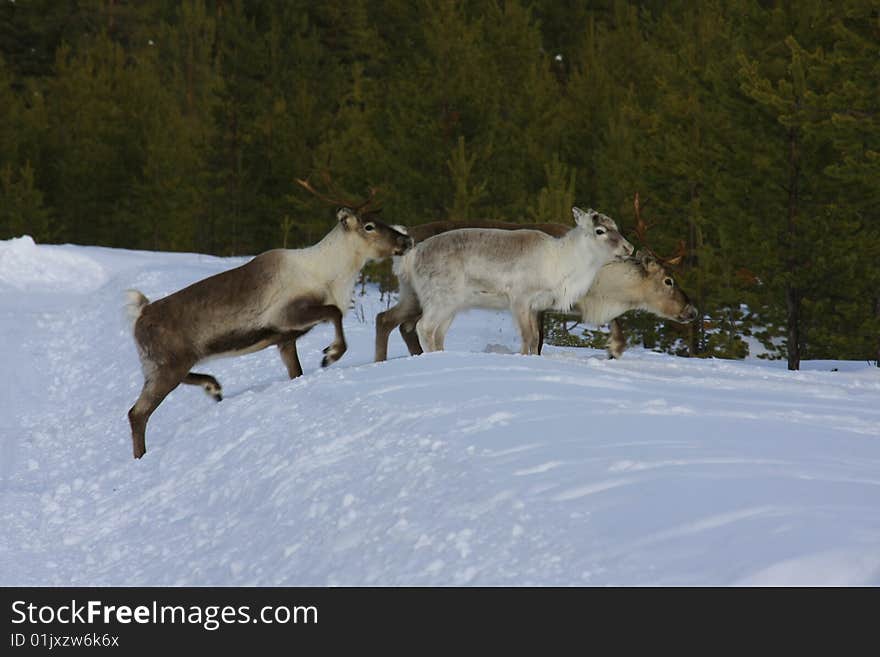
{"left": 393, "top": 207, "right": 633, "bottom": 356}
{"left": 125, "top": 187, "right": 412, "bottom": 459}
{"left": 375, "top": 195, "right": 696, "bottom": 361}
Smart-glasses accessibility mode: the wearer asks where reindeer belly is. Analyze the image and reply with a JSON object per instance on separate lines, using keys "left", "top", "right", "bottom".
{"left": 457, "top": 270, "right": 514, "bottom": 310}
{"left": 462, "top": 288, "right": 509, "bottom": 310}
{"left": 202, "top": 327, "right": 282, "bottom": 361}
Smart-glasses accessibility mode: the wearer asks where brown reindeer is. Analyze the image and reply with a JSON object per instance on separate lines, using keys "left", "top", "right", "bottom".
{"left": 126, "top": 204, "right": 412, "bottom": 459}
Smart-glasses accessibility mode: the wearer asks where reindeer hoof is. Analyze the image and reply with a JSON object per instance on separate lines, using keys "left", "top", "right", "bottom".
{"left": 321, "top": 343, "right": 346, "bottom": 367}
{"left": 202, "top": 381, "right": 223, "bottom": 402}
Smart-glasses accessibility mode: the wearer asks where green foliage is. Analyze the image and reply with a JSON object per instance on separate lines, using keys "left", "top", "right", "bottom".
{"left": 528, "top": 155, "right": 576, "bottom": 224}
{"left": 543, "top": 314, "right": 598, "bottom": 350}
{"left": 0, "top": 161, "right": 50, "bottom": 240}
{"left": 1, "top": 0, "right": 878, "bottom": 364}
{"left": 446, "top": 136, "right": 489, "bottom": 221}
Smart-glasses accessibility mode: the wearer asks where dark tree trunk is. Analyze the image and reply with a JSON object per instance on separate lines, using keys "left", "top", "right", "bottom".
{"left": 786, "top": 284, "right": 800, "bottom": 370}
{"left": 786, "top": 128, "right": 801, "bottom": 371}
{"left": 686, "top": 185, "right": 703, "bottom": 358}
{"left": 875, "top": 296, "right": 880, "bottom": 367}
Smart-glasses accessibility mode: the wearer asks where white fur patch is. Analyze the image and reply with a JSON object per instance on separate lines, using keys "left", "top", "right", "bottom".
{"left": 124, "top": 289, "right": 149, "bottom": 325}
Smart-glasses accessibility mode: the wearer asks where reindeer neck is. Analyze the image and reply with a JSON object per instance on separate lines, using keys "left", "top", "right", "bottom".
{"left": 580, "top": 261, "right": 647, "bottom": 323}
{"left": 592, "top": 260, "right": 643, "bottom": 304}
{"left": 295, "top": 224, "right": 369, "bottom": 312}
{"left": 546, "top": 230, "right": 605, "bottom": 310}
{"left": 554, "top": 229, "right": 601, "bottom": 276}
{"left": 301, "top": 224, "right": 365, "bottom": 270}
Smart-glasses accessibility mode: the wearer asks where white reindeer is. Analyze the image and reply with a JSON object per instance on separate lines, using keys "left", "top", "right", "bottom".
{"left": 395, "top": 207, "right": 633, "bottom": 355}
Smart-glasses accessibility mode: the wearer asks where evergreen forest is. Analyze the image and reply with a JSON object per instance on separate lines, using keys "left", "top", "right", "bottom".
{"left": 1, "top": 0, "right": 878, "bottom": 367}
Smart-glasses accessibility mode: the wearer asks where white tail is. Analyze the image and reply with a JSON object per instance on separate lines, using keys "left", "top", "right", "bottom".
{"left": 124, "top": 289, "right": 150, "bottom": 325}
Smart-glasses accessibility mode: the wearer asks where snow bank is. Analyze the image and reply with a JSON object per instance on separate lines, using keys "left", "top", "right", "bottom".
{"left": 0, "top": 235, "right": 106, "bottom": 293}
{"left": 2, "top": 240, "right": 879, "bottom": 586}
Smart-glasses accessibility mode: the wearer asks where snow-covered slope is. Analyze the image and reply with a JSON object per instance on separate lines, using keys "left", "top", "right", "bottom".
{"left": 2, "top": 236, "right": 879, "bottom": 586}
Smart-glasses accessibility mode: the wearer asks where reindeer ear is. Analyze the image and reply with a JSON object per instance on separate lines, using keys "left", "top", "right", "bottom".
{"left": 640, "top": 254, "right": 662, "bottom": 273}
{"left": 337, "top": 207, "right": 358, "bottom": 230}
{"left": 636, "top": 249, "right": 657, "bottom": 265}
{"left": 572, "top": 206, "right": 596, "bottom": 227}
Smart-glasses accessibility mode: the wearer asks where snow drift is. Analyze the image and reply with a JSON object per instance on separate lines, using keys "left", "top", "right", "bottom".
{"left": 1, "top": 237, "right": 879, "bottom": 586}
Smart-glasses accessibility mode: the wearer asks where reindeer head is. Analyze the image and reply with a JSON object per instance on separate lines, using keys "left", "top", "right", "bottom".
{"left": 336, "top": 207, "right": 413, "bottom": 260}
{"left": 633, "top": 250, "right": 698, "bottom": 323}
{"left": 298, "top": 176, "right": 412, "bottom": 261}
{"left": 572, "top": 206, "right": 634, "bottom": 261}
{"left": 629, "top": 193, "right": 697, "bottom": 323}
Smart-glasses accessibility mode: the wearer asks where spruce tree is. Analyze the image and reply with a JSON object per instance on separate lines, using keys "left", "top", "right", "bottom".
{"left": 738, "top": 1, "right": 838, "bottom": 369}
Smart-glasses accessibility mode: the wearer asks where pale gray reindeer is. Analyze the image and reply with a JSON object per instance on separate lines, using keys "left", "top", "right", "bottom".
{"left": 375, "top": 209, "right": 696, "bottom": 361}
{"left": 125, "top": 199, "right": 412, "bottom": 459}
{"left": 393, "top": 207, "right": 634, "bottom": 356}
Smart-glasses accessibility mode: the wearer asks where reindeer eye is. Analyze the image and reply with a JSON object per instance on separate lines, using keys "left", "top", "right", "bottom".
{"left": 664, "top": 278, "right": 674, "bottom": 287}
{"left": 595, "top": 228, "right": 606, "bottom": 236}
{"left": 364, "top": 223, "right": 375, "bottom": 232}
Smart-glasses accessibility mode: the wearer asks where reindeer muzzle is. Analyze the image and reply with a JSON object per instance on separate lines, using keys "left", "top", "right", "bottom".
{"left": 679, "top": 305, "right": 699, "bottom": 323}
{"left": 616, "top": 237, "right": 635, "bottom": 259}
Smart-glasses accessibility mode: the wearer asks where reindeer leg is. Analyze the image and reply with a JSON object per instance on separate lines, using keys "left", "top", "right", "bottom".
{"left": 318, "top": 306, "right": 347, "bottom": 367}
{"left": 417, "top": 312, "right": 441, "bottom": 352}
{"left": 513, "top": 303, "right": 540, "bottom": 355}
{"left": 282, "top": 301, "right": 347, "bottom": 368}
{"left": 527, "top": 310, "right": 542, "bottom": 355}
{"left": 279, "top": 299, "right": 348, "bottom": 369}
{"left": 374, "top": 307, "right": 397, "bottom": 362}
{"left": 128, "top": 366, "right": 188, "bottom": 459}
{"left": 375, "top": 301, "right": 422, "bottom": 361}
{"left": 278, "top": 337, "right": 304, "bottom": 379}
{"left": 182, "top": 372, "right": 223, "bottom": 401}
{"left": 537, "top": 310, "right": 546, "bottom": 355}
{"left": 607, "top": 318, "right": 626, "bottom": 359}
{"left": 432, "top": 313, "right": 455, "bottom": 351}
{"left": 399, "top": 320, "right": 424, "bottom": 356}
{"left": 375, "top": 283, "right": 423, "bottom": 361}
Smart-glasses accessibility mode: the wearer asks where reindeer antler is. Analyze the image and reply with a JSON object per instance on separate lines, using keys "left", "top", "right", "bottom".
{"left": 295, "top": 173, "right": 382, "bottom": 214}
{"left": 631, "top": 192, "right": 687, "bottom": 268}
{"left": 632, "top": 192, "right": 653, "bottom": 247}
{"left": 663, "top": 239, "right": 687, "bottom": 267}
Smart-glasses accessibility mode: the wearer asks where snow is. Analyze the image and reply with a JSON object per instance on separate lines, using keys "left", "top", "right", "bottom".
{"left": 2, "top": 235, "right": 880, "bottom": 586}
{"left": 0, "top": 235, "right": 107, "bottom": 294}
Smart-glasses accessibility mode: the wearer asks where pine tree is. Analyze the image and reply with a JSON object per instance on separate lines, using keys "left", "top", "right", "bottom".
{"left": 43, "top": 37, "right": 134, "bottom": 246}
{"left": 527, "top": 154, "right": 576, "bottom": 224}
{"left": 0, "top": 161, "right": 50, "bottom": 240}
{"left": 738, "top": 1, "right": 838, "bottom": 369}
{"left": 631, "top": 2, "right": 756, "bottom": 359}
{"left": 800, "top": 0, "right": 880, "bottom": 363}
{"left": 446, "top": 136, "right": 489, "bottom": 221}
